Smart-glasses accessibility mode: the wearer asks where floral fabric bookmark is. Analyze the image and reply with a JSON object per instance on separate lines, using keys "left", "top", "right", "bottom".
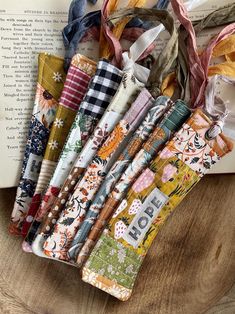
{"left": 76, "top": 99, "right": 191, "bottom": 266}
{"left": 21, "top": 54, "right": 97, "bottom": 245}
{"left": 82, "top": 109, "right": 233, "bottom": 300}
{"left": 32, "top": 60, "right": 123, "bottom": 257}
{"left": 68, "top": 95, "right": 171, "bottom": 261}
{"left": 43, "top": 72, "right": 144, "bottom": 260}
{"left": 9, "top": 53, "right": 66, "bottom": 236}
{"left": 66, "top": 88, "right": 155, "bottom": 261}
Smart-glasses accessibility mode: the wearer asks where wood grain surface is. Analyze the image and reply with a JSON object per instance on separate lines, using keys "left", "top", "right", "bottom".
{"left": 0, "top": 174, "right": 235, "bottom": 314}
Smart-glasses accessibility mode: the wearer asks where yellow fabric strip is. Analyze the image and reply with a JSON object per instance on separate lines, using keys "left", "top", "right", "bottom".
{"left": 161, "top": 62, "right": 235, "bottom": 98}
{"left": 38, "top": 53, "right": 66, "bottom": 101}
{"left": 212, "top": 34, "right": 235, "bottom": 58}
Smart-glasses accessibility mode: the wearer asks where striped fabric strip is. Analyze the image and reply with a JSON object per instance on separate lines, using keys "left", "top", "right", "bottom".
{"left": 60, "top": 65, "right": 91, "bottom": 111}
{"left": 35, "top": 160, "right": 57, "bottom": 194}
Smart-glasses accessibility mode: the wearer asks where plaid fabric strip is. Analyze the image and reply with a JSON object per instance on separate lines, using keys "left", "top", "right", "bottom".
{"left": 79, "top": 59, "right": 123, "bottom": 118}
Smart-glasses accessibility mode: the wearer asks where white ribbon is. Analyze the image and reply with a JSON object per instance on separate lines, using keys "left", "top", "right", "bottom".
{"left": 122, "top": 25, "right": 164, "bottom": 83}
{"left": 184, "top": 0, "right": 208, "bottom": 11}
{"left": 122, "top": 0, "right": 207, "bottom": 84}
{"left": 205, "top": 75, "right": 235, "bottom": 140}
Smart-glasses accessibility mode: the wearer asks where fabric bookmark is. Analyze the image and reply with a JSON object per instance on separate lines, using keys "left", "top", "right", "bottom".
{"left": 22, "top": 54, "right": 96, "bottom": 247}
{"left": 82, "top": 108, "right": 233, "bottom": 300}
{"left": 9, "top": 54, "right": 66, "bottom": 236}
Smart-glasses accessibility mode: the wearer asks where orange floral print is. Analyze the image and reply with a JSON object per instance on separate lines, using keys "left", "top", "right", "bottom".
{"left": 98, "top": 121, "right": 128, "bottom": 160}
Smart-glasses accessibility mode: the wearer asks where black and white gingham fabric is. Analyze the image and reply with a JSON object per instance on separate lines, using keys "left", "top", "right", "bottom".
{"left": 80, "top": 59, "right": 123, "bottom": 118}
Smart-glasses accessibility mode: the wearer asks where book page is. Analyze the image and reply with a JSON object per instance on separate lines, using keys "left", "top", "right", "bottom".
{"left": 0, "top": 0, "right": 142, "bottom": 188}
{"left": 0, "top": 0, "right": 71, "bottom": 187}
{"left": 0, "top": 0, "right": 151, "bottom": 188}
{"left": 0, "top": 0, "right": 234, "bottom": 188}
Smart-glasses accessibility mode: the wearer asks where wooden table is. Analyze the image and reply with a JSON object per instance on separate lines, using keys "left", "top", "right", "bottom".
{"left": 0, "top": 174, "right": 235, "bottom": 314}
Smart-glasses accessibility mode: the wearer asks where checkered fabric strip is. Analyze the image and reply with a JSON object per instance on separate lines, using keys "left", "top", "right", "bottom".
{"left": 60, "top": 65, "right": 91, "bottom": 111}
{"left": 79, "top": 59, "right": 123, "bottom": 118}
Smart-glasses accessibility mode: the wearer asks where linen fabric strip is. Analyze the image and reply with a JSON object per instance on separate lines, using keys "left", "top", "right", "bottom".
{"left": 77, "top": 99, "right": 191, "bottom": 266}
{"left": 22, "top": 54, "right": 97, "bottom": 245}
{"left": 9, "top": 53, "right": 66, "bottom": 236}
{"left": 32, "top": 59, "right": 122, "bottom": 257}
{"left": 68, "top": 95, "right": 172, "bottom": 261}
{"left": 67, "top": 88, "right": 155, "bottom": 261}
{"left": 43, "top": 72, "right": 144, "bottom": 261}
{"left": 82, "top": 109, "right": 233, "bottom": 300}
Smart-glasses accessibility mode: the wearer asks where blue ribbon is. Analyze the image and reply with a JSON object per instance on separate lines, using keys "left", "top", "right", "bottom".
{"left": 63, "top": 10, "right": 101, "bottom": 71}
{"left": 156, "top": 0, "right": 169, "bottom": 9}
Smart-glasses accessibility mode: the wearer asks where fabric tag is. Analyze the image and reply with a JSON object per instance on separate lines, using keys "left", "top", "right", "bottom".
{"left": 122, "top": 187, "right": 169, "bottom": 248}
{"left": 23, "top": 154, "right": 43, "bottom": 181}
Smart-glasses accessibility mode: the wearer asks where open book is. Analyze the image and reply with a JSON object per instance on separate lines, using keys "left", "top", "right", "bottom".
{"left": 0, "top": 0, "right": 234, "bottom": 188}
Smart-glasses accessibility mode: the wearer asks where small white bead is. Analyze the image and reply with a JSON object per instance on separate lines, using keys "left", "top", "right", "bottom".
{"left": 26, "top": 216, "right": 33, "bottom": 223}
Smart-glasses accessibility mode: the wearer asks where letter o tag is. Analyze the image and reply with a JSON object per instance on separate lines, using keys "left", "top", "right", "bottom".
{"left": 138, "top": 217, "right": 148, "bottom": 229}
